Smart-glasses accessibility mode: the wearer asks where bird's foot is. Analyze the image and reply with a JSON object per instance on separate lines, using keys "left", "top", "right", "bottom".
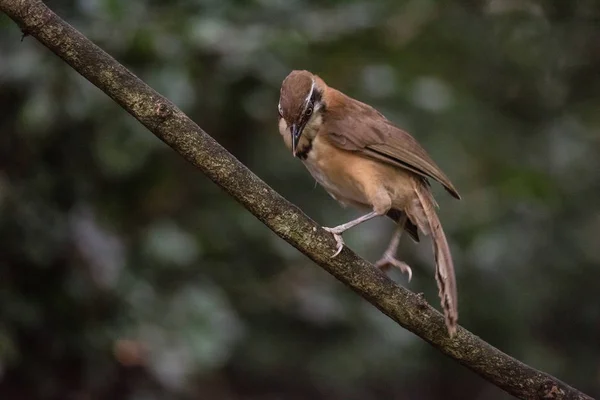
{"left": 323, "top": 226, "right": 346, "bottom": 258}
{"left": 375, "top": 252, "right": 413, "bottom": 282}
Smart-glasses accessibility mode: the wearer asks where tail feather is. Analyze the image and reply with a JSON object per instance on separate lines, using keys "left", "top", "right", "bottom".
{"left": 413, "top": 181, "right": 458, "bottom": 337}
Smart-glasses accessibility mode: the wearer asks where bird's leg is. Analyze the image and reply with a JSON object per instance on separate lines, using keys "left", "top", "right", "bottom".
{"left": 323, "top": 211, "right": 379, "bottom": 258}
{"left": 374, "top": 215, "right": 413, "bottom": 281}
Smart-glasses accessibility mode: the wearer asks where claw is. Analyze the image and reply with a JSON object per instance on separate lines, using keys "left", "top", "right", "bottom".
{"left": 323, "top": 227, "right": 345, "bottom": 258}
{"left": 375, "top": 252, "right": 413, "bottom": 281}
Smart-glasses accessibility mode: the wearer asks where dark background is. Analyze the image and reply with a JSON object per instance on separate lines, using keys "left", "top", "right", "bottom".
{"left": 1, "top": 1, "right": 600, "bottom": 399}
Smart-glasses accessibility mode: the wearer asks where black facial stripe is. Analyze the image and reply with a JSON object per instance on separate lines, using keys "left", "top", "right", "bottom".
{"left": 299, "top": 103, "right": 313, "bottom": 125}
{"left": 311, "top": 88, "right": 322, "bottom": 104}
{"left": 295, "top": 88, "right": 323, "bottom": 130}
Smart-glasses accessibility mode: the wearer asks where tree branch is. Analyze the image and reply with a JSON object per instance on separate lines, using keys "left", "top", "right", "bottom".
{"left": 0, "top": 1, "right": 592, "bottom": 399}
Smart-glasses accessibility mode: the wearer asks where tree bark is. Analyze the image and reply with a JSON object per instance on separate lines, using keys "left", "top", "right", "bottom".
{"left": 0, "top": 1, "right": 593, "bottom": 399}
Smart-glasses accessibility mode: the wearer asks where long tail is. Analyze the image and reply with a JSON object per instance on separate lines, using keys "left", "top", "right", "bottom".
{"left": 413, "top": 181, "right": 458, "bottom": 337}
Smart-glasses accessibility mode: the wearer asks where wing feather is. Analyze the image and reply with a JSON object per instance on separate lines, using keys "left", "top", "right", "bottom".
{"left": 323, "top": 92, "right": 460, "bottom": 199}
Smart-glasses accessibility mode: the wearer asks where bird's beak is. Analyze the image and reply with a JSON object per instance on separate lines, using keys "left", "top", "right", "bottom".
{"left": 291, "top": 124, "right": 301, "bottom": 157}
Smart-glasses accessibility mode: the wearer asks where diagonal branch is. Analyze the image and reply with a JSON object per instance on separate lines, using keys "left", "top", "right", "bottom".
{"left": 0, "top": 1, "right": 592, "bottom": 399}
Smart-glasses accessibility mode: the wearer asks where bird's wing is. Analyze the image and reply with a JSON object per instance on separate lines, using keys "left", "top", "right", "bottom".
{"left": 323, "top": 97, "right": 460, "bottom": 199}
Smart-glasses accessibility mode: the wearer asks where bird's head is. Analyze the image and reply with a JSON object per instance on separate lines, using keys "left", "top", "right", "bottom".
{"left": 278, "top": 70, "right": 326, "bottom": 157}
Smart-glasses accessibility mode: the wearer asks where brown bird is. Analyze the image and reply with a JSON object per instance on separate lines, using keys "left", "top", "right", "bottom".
{"left": 277, "top": 70, "right": 461, "bottom": 336}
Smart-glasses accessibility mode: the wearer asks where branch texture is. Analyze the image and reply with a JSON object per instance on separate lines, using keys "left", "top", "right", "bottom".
{"left": 0, "top": 1, "right": 592, "bottom": 399}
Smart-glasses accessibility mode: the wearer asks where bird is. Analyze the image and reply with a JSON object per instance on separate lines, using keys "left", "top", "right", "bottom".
{"left": 277, "top": 70, "right": 461, "bottom": 336}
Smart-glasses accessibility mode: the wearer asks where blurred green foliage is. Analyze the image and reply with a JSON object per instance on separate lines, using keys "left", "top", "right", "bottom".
{"left": 1, "top": 0, "right": 600, "bottom": 399}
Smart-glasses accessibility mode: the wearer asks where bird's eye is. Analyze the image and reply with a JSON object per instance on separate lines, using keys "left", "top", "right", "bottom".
{"left": 305, "top": 106, "right": 313, "bottom": 116}
{"left": 278, "top": 103, "right": 283, "bottom": 118}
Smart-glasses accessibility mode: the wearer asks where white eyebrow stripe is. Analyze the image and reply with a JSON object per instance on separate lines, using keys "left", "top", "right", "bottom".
{"left": 302, "top": 79, "right": 316, "bottom": 113}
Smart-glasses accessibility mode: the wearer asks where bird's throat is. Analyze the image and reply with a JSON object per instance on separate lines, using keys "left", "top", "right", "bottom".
{"left": 295, "top": 136, "right": 313, "bottom": 160}
{"left": 294, "top": 113, "right": 322, "bottom": 160}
